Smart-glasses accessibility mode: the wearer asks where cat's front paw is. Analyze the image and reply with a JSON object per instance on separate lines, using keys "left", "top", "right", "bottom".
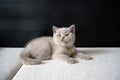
{"left": 67, "top": 58, "right": 78, "bottom": 64}
{"left": 81, "top": 55, "right": 93, "bottom": 60}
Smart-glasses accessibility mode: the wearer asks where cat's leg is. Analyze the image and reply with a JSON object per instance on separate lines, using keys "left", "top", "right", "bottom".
{"left": 52, "top": 53, "right": 78, "bottom": 64}
{"left": 73, "top": 52, "right": 93, "bottom": 60}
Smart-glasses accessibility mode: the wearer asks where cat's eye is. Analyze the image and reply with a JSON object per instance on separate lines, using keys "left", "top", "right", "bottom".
{"left": 65, "top": 34, "right": 69, "bottom": 36}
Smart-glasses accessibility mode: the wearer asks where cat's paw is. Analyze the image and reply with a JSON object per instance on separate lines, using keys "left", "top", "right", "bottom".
{"left": 67, "top": 58, "right": 78, "bottom": 64}
{"left": 81, "top": 55, "right": 93, "bottom": 60}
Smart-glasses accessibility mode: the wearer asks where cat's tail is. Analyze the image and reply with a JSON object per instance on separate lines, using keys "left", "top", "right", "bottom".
{"left": 20, "top": 50, "right": 42, "bottom": 65}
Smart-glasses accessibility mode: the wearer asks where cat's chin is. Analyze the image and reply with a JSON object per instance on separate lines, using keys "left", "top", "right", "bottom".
{"left": 55, "top": 40, "right": 66, "bottom": 46}
{"left": 54, "top": 38, "right": 73, "bottom": 47}
{"left": 59, "top": 41, "right": 72, "bottom": 47}
{"left": 60, "top": 39, "right": 69, "bottom": 43}
{"left": 60, "top": 43, "right": 67, "bottom": 47}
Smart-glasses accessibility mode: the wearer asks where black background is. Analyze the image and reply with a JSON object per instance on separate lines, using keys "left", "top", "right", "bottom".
{"left": 0, "top": 0, "right": 119, "bottom": 47}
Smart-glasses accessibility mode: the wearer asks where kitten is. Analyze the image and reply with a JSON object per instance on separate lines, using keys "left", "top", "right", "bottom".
{"left": 20, "top": 25, "right": 92, "bottom": 65}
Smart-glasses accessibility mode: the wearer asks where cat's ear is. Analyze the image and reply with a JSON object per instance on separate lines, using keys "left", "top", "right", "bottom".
{"left": 53, "top": 25, "right": 58, "bottom": 33}
{"left": 69, "top": 24, "right": 75, "bottom": 33}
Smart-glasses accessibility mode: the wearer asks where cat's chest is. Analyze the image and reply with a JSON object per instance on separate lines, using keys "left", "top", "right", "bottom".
{"left": 63, "top": 47, "right": 75, "bottom": 56}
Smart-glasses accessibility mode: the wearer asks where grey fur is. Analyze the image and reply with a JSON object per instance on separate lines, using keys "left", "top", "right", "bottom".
{"left": 20, "top": 25, "right": 92, "bottom": 65}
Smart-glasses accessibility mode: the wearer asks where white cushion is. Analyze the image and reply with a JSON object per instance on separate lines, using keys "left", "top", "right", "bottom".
{"left": 13, "top": 48, "right": 120, "bottom": 80}
{"left": 0, "top": 48, "right": 23, "bottom": 80}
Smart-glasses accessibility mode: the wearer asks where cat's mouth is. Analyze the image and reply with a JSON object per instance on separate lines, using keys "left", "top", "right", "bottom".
{"left": 61, "top": 39, "right": 64, "bottom": 41}
{"left": 59, "top": 38, "right": 64, "bottom": 42}
{"left": 60, "top": 39, "right": 68, "bottom": 42}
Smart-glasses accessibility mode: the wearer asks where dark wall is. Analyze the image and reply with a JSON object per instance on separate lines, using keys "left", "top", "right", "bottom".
{"left": 0, "top": 0, "right": 119, "bottom": 47}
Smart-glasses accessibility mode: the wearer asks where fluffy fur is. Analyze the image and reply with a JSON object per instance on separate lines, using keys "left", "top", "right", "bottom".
{"left": 20, "top": 25, "right": 92, "bottom": 65}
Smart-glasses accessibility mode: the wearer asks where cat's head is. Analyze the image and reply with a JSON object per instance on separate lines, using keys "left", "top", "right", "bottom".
{"left": 53, "top": 24, "right": 75, "bottom": 47}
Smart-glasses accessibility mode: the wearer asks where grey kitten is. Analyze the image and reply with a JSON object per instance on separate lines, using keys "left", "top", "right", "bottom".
{"left": 20, "top": 25, "right": 92, "bottom": 65}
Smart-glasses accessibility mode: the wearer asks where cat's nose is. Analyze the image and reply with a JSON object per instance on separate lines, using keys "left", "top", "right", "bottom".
{"left": 62, "top": 36, "right": 65, "bottom": 39}
{"left": 61, "top": 36, "right": 65, "bottom": 41}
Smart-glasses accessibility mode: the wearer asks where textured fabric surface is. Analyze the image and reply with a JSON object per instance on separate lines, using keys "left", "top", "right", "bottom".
{"left": 13, "top": 48, "right": 120, "bottom": 80}
{"left": 0, "top": 48, "right": 23, "bottom": 80}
